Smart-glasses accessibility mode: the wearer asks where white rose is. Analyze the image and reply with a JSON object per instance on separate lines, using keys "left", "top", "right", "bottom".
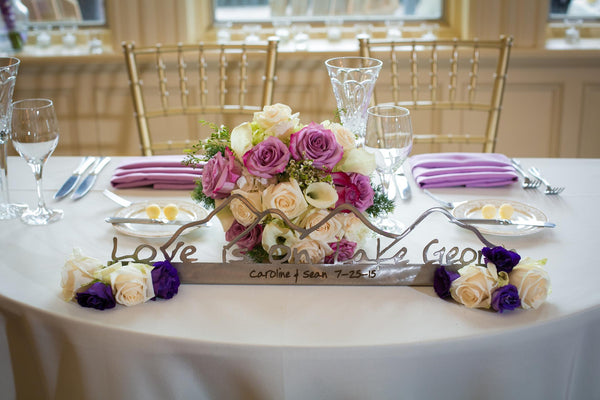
{"left": 60, "top": 248, "right": 104, "bottom": 301}
{"left": 321, "top": 120, "right": 356, "bottom": 150}
{"left": 336, "top": 148, "right": 376, "bottom": 176}
{"left": 339, "top": 213, "right": 370, "bottom": 244}
{"left": 450, "top": 264, "right": 498, "bottom": 308}
{"left": 262, "top": 220, "right": 299, "bottom": 257}
{"left": 230, "top": 189, "right": 263, "bottom": 226}
{"left": 304, "top": 181, "right": 338, "bottom": 209}
{"left": 237, "top": 168, "right": 272, "bottom": 192}
{"left": 94, "top": 261, "right": 124, "bottom": 284}
{"left": 253, "top": 103, "right": 299, "bottom": 141}
{"left": 262, "top": 178, "right": 308, "bottom": 220}
{"left": 110, "top": 263, "right": 155, "bottom": 307}
{"left": 302, "top": 209, "right": 343, "bottom": 243}
{"left": 509, "top": 258, "right": 551, "bottom": 310}
{"left": 214, "top": 198, "right": 235, "bottom": 231}
{"left": 230, "top": 122, "right": 254, "bottom": 161}
{"left": 290, "top": 238, "right": 333, "bottom": 264}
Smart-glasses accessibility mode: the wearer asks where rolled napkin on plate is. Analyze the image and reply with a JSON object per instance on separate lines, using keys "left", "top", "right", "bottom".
{"left": 409, "top": 153, "right": 518, "bottom": 188}
{"left": 110, "top": 155, "right": 204, "bottom": 190}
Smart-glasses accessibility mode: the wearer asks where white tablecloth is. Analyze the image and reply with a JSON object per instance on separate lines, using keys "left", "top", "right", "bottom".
{"left": 1, "top": 156, "right": 599, "bottom": 400}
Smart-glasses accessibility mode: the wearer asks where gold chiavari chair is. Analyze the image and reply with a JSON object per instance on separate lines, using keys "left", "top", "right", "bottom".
{"left": 122, "top": 39, "right": 279, "bottom": 156}
{"left": 359, "top": 36, "right": 513, "bottom": 153}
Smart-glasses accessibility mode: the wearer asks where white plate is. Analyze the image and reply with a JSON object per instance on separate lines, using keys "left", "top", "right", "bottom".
{"left": 452, "top": 199, "right": 548, "bottom": 237}
{"left": 111, "top": 200, "right": 208, "bottom": 238}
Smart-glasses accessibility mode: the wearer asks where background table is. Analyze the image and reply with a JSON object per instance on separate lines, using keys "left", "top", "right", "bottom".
{"left": 1, "top": 156, "right": 599, "bottom": 400}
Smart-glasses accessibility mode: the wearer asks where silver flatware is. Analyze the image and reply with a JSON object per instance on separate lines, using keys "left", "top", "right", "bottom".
{"left": 527, "top": 166, "right": 564, "bottom": 195}
{"left": 456, "top": 218, "right": 556, "bottom": 228}
{"left": 396, "top": 165, "right": 411, "bottom": 200}
{"left": 102, "top": 189, "right": 132, "bottom": 208}
{"left": 71, "top": 157, "right": 111, "bottom": 200}
{"left": 423, "top": 189, "right": 465, "bottom": 209}
{"left": 510, "top": 159, "right": 541, "bottom": 189}
{"left": 105, "top": 217, "right": 193, "bottom": 225}
{"left": 54, "top": 156, "right": 97, "bottom": 199}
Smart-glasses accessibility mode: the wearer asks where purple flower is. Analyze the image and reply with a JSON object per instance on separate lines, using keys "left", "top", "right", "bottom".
{"left": 76, "top": 282, "right": 116, "bottom": 310}
{"left": 491, "top": 284, "right": 521, "bottom": 313}
{"left": 202, "top": 148, "right": 242, "bottom": 199}
{"left": 152, "top": 260, "right": 180, "bottom": 300}
{"left": 243, "top": 136, "right": 290, "bottom": 179}
{"left": 433, "top": 266, "right": 460, "bottom": 299}
{"left": 482, "top": 246, "right": 521, "bottom": 273}
{"left": 331, "top": 172, "right": 374, "bottom": 212}
{"left": 289, "top": 122, "right": 343, "bottom": 170}
{"left": 325, "top": 239, "right": 357, "bottom": 263}
{"left": 226, "top": 221, "right": 263, "bottom": 253}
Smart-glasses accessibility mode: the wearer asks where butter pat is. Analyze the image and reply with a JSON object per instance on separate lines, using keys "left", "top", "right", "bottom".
{"left": 499, "top": 203, "right": 514, "bottom": 219}
{"left": 163, "top": 203, "right": 179, "bottom": 220}
{"left": 145, "top": 204, "right": 161, "bottom": 219}
{"left": 481, "top": 204, "right": 497, "bottom": 219}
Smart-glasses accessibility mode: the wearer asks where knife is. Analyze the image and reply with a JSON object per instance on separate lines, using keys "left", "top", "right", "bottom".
{"left": 54, "top": 156, "right": 97, "bottom": 199}
{"left": 396, "top": 172, "right": 411, "bottom": 200}
{"left": 456, "top": 218, "right": 556, "bottom": 228}
{"left": 105, "top": 217, "right": 192, "bottom": 225}
{"left": 71, "top": 157, "right": 111, "bottom": 200}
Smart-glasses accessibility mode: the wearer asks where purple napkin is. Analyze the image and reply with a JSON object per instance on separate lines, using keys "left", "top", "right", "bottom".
{"left": 110, "top": 155, "right": 204, "bottom": 190}
{"left": 409, "top": 153, "right": 518, "bottom": 188}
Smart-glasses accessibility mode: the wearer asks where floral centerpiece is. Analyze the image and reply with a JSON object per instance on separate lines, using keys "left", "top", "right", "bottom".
{"left": 184, "top": 103, "right": 394, "bottom": 264}
{"left": 434, "top": 246, "right": 551, "bottom": 312}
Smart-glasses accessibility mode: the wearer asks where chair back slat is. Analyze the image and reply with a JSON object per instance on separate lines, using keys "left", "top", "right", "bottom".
{"left": 122, "top": 39, "right": 279, "bottom": 156}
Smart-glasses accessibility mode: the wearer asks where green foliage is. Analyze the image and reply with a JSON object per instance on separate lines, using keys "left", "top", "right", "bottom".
{"left": 190, "top": 181, "right": 215, "bottom": 210}
{"left": 365, "top": 184, "right": 395, "bottom": 218}
{"left": 183, "top": 121, "right": 231, "bottom": 168}
{"left": 283, "top": 159, "right": 332, "bottom": 191}
{"left": 246, "top": 245, "right": 269, "bottom": 263}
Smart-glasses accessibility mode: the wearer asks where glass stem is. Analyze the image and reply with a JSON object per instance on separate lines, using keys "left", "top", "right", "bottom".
{"left": 0, "top": 139, "right": 9, "bottom": 205}
{"left": 29, "top": 161, "right": 47, "bottom": 210}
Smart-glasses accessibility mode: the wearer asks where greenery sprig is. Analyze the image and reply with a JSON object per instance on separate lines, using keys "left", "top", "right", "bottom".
{"left": 365, "top": 184, "right": 395, "bottom": 218}
{"left": 183, "top": 121, "right": 231, "bottom": 168}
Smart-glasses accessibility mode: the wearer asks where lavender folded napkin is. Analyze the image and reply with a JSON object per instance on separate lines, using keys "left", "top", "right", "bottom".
{"left": 110, "top": 155, "right": 203, "bottom": 190}
{"left": 409, "top": 153, "right": 518, "bottom": 188}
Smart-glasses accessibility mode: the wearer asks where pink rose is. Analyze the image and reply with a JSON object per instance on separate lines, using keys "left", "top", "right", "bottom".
{"left": 243, "top": 136, "right": 290, "bottom": 179}
{"left": 202, "top": 148, "right": 242, "bottom": 199}
{"left": 289, "top": 122, "right": 343, "bottom": 170}
{"left": 325, "top": 239, "right": 357, "bottom": 263}
{"left": 225, "top": 221, "right": 263, "bottom": 253}
{"left": 331, "top": 172, "right": 374, "bottom": 212}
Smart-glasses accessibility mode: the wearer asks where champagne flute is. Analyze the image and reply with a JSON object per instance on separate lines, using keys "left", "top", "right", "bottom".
{"left": 11, "top": 99, "right": 63, "bottom": 225}
{"left": 365, "top": 104, "right": 413, "bottom": 233}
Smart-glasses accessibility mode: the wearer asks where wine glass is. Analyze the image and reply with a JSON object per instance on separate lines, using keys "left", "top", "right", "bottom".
{"left": 365, "top": 104, "right": 413, "bottom": 233}
{"left": 0, "top": 57, "right": 27, "bottom": 220}
{"left": 11, "top": 99, "right": 63, "bottom": 225}
{"left": 325, "top": 56, "right": 382, "bottom": 147}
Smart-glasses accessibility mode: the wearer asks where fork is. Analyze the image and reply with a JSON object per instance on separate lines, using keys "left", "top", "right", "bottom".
{"left": 510, "top": 159, "right": 541, "bottom": 189}
{"left": 527, "top": 167, "right": 565, "bottom": 195}
{"left": 423, "top": 189, "right": 465, "bottom": 209}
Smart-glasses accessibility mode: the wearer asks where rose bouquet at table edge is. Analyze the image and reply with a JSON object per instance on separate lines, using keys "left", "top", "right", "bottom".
{"left": 183, "top": 103, "right": 394, "bottom": 264}
{"left": 60, "top": 248, "right": 180, "bottom": 310}
{"left": 434, "top": 246, "right": 551, "bottom": 313}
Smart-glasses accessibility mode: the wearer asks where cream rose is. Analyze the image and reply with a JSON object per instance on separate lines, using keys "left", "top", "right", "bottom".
{"left": 110, "top": 263, "right": 155, "bottom": 307}
{"left": 336, "top": 148, "right": 376, "bottom": 176}
{"left": 509, "top": 258, "right": 551, "bottom": 310}
{"left": 304, "top": 181, "right": 338, "bottom": 209}
{"left": 60, "top": 248, "right": 104, "bottom": 301}
{"left": 262, "top": 220, "right": 299, "bottom": 257}
{"left": 253, "top": 103, "right": 299, "bottom": 141}
{"left": 302, "top": 209, "right": 343, "bottom": 243}
{"left": 450, "top": 264, "right": 498, "bottom": 308}
{"left": 262, "top": 178, "right": 308, "bottom": 220}
{"left": 321, "top": 120, "right": 356, "bottom": 150}
{"left": 230, "top": 122, "right": 254, "bottom": 161}
{"left": 230, "top": 189, "right": 263, "bottom": 226}
{"left": 290, "top": 238, "right": 333, "bottom": 264}
{"left": 338, "top": 213, "right": 370, "bottom": 244}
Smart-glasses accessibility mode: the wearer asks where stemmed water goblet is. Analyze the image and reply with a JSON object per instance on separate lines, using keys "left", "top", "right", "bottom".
{"left": 365, "top": 104, "right": 413, "bottom": 233}
{"left": 325, "top": 56, "right": 382, "bottom": 147}
{"left": 0, "top": 57, "right": 27, "bottom": 219}
{"left": 11, "top": 99, "right": 63, "bottom": 225}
